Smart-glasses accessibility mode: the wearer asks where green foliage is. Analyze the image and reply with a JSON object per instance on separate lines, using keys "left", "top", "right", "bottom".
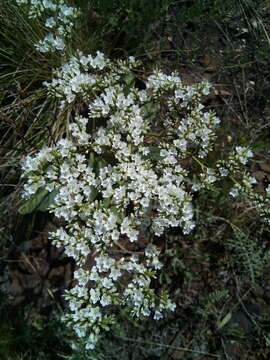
{"left": 204, "top": 289, "right": 229, "bottom": 309}
{"left": 0, "top": 291, "right": 68, "bottom": 360}
{"left": 79, "top": 0, "right": 171, "bottom": 32}
{"left": 75, "top": 0, "right": 174, "bottom": 55}
{"left": 218, "top": 312, "right": 232, "bottom": 330}
{"left": 170, "top": 0, "right": 235, "bottom": 23}
{"left": 18, "top": 188, "right": 57, "bottom": 214}
{"left": 227, "top": 227, "right": 270, "bottom": 284}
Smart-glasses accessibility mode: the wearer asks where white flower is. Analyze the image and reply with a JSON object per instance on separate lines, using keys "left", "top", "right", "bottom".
{"left": 109, "top": 267, "right": 122, "bottom": 280}
{"left": 235, "top": 146, "right": 253, "bottom": 165}
{"left": 45, "top": 17, "right": 56, "bottom": 28}
{"left": 230, "top": 186, "right": 240, "bottom": 198}
{"left": 100, "top": 294, "right": 111, "bottom": 307}
{"left": 90, "top": 288, "right": 101, "bottom": 304}
{"left": 36, "top": 34, "right": 65, "bottom": 52}
{"left": 102, "top": 278, "right": 114, "bottom": 289}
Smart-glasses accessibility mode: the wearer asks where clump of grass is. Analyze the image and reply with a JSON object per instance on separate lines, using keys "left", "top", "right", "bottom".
{"left": 0, "top": 1, "right": 62, "bottom": 160}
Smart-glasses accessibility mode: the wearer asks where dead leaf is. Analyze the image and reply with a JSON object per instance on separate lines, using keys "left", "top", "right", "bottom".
{"left": 259, "top": 162, "right": 270, "bottom": 173}
{"left": 213, "top": 88, "right": 233, "bottom": 96}
{"left": 252, "top": 170, "right": 265, "bottom": 181}
{"left": 199, "top": 55, "right": 222, "bottom": 72}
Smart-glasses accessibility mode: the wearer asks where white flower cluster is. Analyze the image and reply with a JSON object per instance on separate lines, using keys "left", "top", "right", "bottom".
{"left": 65, "top": 247, "right": 173, "bottom": 350}
{"left": 20, "top": 53, "right": 226, "bottom": 349}
{"left": 44, "top": 52, "right": 140, "bottom": 107}
{"left": 229, "top": 171, "right": 270, "bottom": 220}
{"left": 16, "top": 0, "right": 79, "bottom": 52}
{"left": 208, "top": 146, "right": 270, "bottom": 220}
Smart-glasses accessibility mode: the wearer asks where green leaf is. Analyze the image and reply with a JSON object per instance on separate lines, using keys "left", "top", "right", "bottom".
{"left": 147, "top": 145, "right": 161, "bottom": 161}
{"left": 95, "top": 158, "right": 107, "bottom": 175}
{"left": 88, "top": 187, "right": 99, "bottom": 203}
{"left": 88, "top": 152, "right": 95, "bottom": 168}
{"left": 18, "top": 188, "right": 48, "bottom": 215}
{"left": 36, "top": 189, "right": 58, "bottom": 211}
{"left": 110, "top": 206, "right": 124, "bottom": 222}
{"left": 141, "top": 102, "right": 159, "bottom": 120}
{"left": 18, "top": 188, "right": 57, "bottom": 215}
{"left": 102, "top": 197, "right": 111, "bottom": 208}
{"left": 88, "top": 152, "right": 108, "bottom": 175}
{"left": 124, "top": 73, "right": 135, "bottom": 87}
{"left": 218, "top": 312, "right": 232, "bottom": 330}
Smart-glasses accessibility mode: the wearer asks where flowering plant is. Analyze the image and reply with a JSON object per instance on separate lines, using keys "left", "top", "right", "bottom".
{"left": 19, "top": 51, "right": 269, "bottom": 350}
{"left": 15, "top": 0, "right": 79, "bottom": 52}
